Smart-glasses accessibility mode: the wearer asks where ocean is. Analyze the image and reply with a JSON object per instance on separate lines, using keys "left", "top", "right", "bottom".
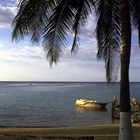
{"left": 0, "top": 82, "right": 139, "bottom": 127}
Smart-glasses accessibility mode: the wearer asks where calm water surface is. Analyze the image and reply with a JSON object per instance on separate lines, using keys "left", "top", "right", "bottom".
{"left": 0, "top": 82, "right": 139, "bottom": 127}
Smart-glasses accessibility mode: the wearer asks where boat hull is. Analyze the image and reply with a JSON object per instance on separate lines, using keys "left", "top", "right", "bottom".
{"left": 75, "top": 99, "right": 107, "bottom": 109}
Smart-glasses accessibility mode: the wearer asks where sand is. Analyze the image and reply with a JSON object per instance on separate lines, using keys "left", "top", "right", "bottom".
{"left": 0, "top": 124, "right": 139, "bottom": 140}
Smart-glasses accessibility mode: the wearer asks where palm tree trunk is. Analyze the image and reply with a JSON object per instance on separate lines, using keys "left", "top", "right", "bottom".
{"left": 119, "top": 0, "right": 133, "bottom": 140}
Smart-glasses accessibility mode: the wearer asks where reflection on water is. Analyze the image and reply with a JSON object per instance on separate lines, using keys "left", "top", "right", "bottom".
{"left": 75, "top": 106, "right": 107, "bottom": 112}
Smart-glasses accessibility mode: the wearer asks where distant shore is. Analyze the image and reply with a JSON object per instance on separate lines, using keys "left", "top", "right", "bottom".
{"left": 0, "top": 124, "right": 140, "bottom": 140}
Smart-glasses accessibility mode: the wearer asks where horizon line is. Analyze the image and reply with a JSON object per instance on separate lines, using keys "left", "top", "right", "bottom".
{"left": 0, "top": 81, "right": 140, "bottom": 83}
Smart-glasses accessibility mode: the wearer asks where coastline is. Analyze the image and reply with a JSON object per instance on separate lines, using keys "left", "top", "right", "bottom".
{"left": 0, "top": 124, "right": 139, "bottom": 140}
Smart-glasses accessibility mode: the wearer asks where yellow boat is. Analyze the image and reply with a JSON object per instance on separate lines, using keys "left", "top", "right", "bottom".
{"left": 75, "top": 99, "right": 107, "bottom": 109}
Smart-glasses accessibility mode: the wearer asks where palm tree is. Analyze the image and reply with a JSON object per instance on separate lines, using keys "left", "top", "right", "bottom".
{"left": 12, "top": 0, "right": 140, "bottom": 140}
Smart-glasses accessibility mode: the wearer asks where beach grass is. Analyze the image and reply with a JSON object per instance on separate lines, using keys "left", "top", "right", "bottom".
{"left": 0, "top": 124, "right": 139, "bottom": 140}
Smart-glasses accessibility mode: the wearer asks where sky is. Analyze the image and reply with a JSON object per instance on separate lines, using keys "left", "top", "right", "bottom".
{"left": 0, "top": 0, "right": 140, "bottom": 82}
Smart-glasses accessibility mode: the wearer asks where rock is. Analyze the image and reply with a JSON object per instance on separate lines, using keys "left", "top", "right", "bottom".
{"left": 112, "top": 97, "right": 140, "bottom": 123}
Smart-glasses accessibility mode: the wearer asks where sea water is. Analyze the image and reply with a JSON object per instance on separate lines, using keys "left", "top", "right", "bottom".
{"left": 0, "top": 82, "right": 139, "bottom": 127}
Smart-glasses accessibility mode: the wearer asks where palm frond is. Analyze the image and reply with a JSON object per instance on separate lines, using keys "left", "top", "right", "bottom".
{"left": 12, "top": 0, "right": 53, "bottom": 44}
{"left": 95, "top": 0, "right": 121, "bottom": 82}
{"left": 71, "top": 0, "right": 95, "bottom": 53}
{"left": 130, "top": 0, "right": 140, "bottom": 46}
{"left": 43, "top": 0, "right": 76, "bottom": 65}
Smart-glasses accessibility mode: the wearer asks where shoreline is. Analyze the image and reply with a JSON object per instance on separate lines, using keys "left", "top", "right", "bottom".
{"left": 0, "top": 124, "right": 139, "bottom": 140}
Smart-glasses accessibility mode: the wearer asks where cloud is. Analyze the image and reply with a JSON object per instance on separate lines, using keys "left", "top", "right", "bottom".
{"left": 81, "top": 15, "right": 96, "bottom": 35}
{"left": 0, "top": 42, "right": 4, "bottom": 48}
{"left": 0, "top": 45, "right": 45, "bottom": 63}
{"left": 0, "top": 6, "right": 17, "bottom": 28}
{"left": 78, "top": 15, "right": 97, "bottom": 43}
{"left": 0, "top": 38, "right": 100, "bottom": 70}
{"left": 62, "top": 46, "right": 97, "bottom": 64}
{"left": 0, "top": 42, "right": 106, "bottom": 81}
{"left": 130, "top": 44, "right": 140, "bottom": 62}
{"left": 59, "top": 30, "right": 98, "bottom": 64}
{"left": 0, "top": 0, "right": 17, "bottom": 28}
{"left": 0, "top": 0, "right": 17, "bottom": 7}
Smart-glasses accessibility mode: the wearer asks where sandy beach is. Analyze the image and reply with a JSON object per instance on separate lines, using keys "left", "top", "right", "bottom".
{"left": 0, "top": 124, "right": 139, "bottom": 140}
